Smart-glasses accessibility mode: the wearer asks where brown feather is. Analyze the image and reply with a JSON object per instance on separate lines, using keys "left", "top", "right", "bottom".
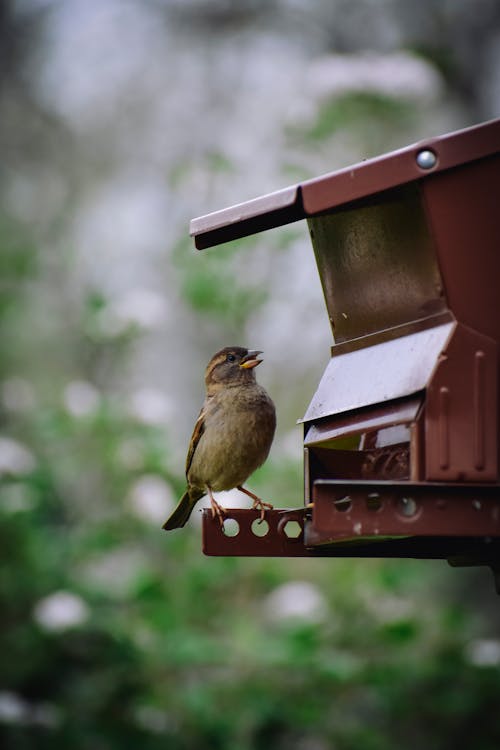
{"left": 185, "top": 406, "right": 206, "bottom": 476}
{"left": 163, "top": 346, "right": 276, "bottom": 531}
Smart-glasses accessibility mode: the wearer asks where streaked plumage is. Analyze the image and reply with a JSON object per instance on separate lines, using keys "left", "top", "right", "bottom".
{"left": 163, "top": 347, "right": 276, "bottom": 530}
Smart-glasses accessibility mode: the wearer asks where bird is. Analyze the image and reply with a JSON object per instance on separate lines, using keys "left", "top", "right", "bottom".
{"left": 162, "top": 346, "right": 276, "bottom": 530}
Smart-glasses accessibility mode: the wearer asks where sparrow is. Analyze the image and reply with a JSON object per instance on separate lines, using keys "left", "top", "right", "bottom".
{"left": 163, "top": 346, "right": 276, "bottom": 530}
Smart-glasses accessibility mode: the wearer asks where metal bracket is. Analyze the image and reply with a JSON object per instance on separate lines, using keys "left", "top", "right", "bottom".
{"left": 307, "top": 480, "right": 500, "bottom": 573}
{"left": 201, "top": 482, "right": 500, "bottom": 566}
{"left": 202, "top": 508, "right": 315, "bottom": 557}
{"left": 311, "top": 480, "right": 500, "bottom": 543}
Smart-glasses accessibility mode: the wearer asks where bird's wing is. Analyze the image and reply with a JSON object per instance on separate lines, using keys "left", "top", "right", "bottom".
{"left": 185, "top": 404, "right": 206, "bottom": 476}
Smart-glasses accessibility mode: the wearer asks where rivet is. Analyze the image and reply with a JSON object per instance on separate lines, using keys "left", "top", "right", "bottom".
{"left": 416, "top": 149, "right": 437, "bottom": 169}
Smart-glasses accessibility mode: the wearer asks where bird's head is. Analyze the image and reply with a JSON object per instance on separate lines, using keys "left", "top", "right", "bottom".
{"left": 205, "top": 347, "right": 263, "bottom": 390}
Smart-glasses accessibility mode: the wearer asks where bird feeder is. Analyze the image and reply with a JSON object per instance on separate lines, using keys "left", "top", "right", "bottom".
{"left": 190, "top": 118, "right": 500, "bottom": 589}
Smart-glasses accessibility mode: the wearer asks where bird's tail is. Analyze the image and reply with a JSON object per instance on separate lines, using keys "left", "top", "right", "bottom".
{"left": 162, "top": 489, "right": 201, "bottom": 530}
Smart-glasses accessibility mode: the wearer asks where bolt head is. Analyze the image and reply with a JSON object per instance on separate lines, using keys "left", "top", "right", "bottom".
{"left": 416, "top": 149, "right": 437, "bottom": 170}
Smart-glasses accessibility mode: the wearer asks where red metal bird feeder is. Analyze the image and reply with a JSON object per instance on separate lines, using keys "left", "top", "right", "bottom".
{"left": 189, "top": 118, "right": 500, "bottom": 590}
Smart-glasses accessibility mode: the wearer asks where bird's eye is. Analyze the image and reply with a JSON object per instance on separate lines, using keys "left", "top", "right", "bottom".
{"left": 226, "top": 353, "right": 236, "bottom": 362}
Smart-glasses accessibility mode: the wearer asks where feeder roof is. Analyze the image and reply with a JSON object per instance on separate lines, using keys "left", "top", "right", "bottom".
{"left": 190, "top": 118, "right": 500, "bottom": 250}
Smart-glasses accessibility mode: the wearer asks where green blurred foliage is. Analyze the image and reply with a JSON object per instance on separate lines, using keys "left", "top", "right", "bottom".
{"left": 2, "top": 457, "right": 500, "bottom": 750}
{"left": 296, "top": 91, "right": 414, "bottom": 144}
{"left": 1, "top": 291, "right": 500, "bottom": 750}
{"left": 173, "top": 235, "right": 267, "bottom": 329}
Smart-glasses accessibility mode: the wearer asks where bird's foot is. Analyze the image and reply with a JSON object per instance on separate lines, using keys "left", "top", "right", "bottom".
{"left": 208, "top": 491, "right": 226, "bottom": 529}
{"left": 237, "top": 485, "right": 273, "bottom": 523}
{"left": 251, "top": 497, "right": 274, "bottom": 523}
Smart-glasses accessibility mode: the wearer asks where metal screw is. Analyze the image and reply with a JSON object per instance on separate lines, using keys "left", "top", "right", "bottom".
{"left": 282, "top": 520, "right": 302, "bottom": 539}
{"left": 416, "top": 149, "right": 437, "bottom": 170}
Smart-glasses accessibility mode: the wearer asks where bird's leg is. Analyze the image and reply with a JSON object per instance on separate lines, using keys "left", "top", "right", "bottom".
{"left": 237, "top": 485, "right": 273, "bottom": 523}
{"left": 207, "top": 486, "right": 226, "bottom": 529}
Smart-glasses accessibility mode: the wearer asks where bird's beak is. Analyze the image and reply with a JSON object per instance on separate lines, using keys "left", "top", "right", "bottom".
{"left": 240, "top": 350, "right": 263, "bottom": 369}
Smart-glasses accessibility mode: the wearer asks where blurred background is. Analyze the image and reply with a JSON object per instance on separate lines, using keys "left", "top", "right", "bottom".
{"left": 1, "top": 0, "right": 500, "bottom": 748}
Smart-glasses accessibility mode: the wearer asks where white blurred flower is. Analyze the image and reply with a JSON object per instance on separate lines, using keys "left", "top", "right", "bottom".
{"left": 128, "top": 388, "right": 172, "bottom": 425}
{"left": 191, "top": 487, "right": 253, "bottom": 527}
{"left": 0, "top": 437, "right": 36, "bottom": 475}
{"left": 128, "top": 474, "right": 174, "bottom": 524}
{"left": 308, "top": 52, "right": 442, "bottom": 103}
{"left": 263, "top": 581, "right": 328, "bottom": 624}
{"left": 0, "top": 692, "right": 28, "bottom": 724}
{"left": 363, "top": 593, "right": 414, "bottom": 624}
{"left": 63, "top": 380, "right": 100, "bottom": 417}
{"left": 206, "top": 487, "right": 252, "bottom": 510}
{"left": 38, "top": 0, "right": 164, "bottom": 130}
{"left": 0, "top": 692, "right": 61, "bottom": 728}
{"left": 109, "top": 288, "right": 167, "bottom": 329}
{"left": 116, "top": 438, "right": 145, "bottom": 470}
{"left": 97, "top": 288, "right": 168, "bottom": 337}
{"left": 33, "top": 591, "right": 90, "bottom": 632}
{"left": 5, "top": 168, "right": 66, "bottom": 226}
{"left": 1, "top": 378, "right": 36, "bottom": 413}
{"left": 134, "top": 705, "right": 171, "bottom": 734}
{"left": 80, "top": 548, "right": 146, "bottom": 597}
{"left": 465, "top": 639, "right": 500, "bottom": 667}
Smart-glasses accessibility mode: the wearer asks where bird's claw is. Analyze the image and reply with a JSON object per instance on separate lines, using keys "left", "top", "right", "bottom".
{"left": 251, "top": 498, "right": 274, "bottom": 524}
{"left": 210, "top": 498, "right": 227, "bottom": 529}
{"left": 236, "top": 484, "right": 273, "bottom": 523}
